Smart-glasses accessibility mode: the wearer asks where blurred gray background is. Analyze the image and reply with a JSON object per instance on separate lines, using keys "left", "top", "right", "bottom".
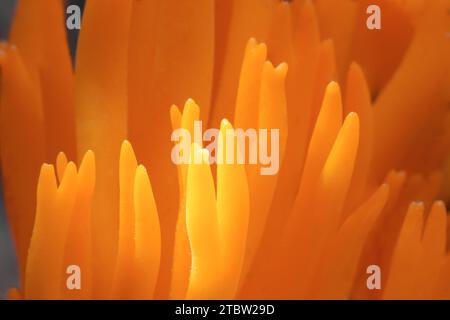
{"left": 0, "top": 0, "right": 20, "bottom": 299}
{"left": 0, "top": 0, "right": 85, "bottom": 298}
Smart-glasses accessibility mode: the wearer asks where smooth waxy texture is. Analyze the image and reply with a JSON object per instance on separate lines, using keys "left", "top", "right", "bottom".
{"left": 2, "top": 0, "right": 450, "bottom": 301}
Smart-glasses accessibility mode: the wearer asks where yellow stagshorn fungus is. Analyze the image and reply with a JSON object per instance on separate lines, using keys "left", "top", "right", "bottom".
{"left": 1, "top": 0, "right": 450, "bottom": 299}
